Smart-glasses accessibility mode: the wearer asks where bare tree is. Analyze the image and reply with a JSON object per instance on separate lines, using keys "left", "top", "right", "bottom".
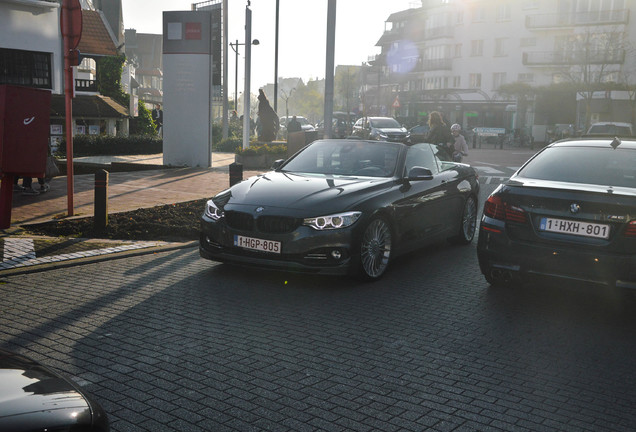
{"left": 556, "top": 27, "right": 630, "bottom": 130}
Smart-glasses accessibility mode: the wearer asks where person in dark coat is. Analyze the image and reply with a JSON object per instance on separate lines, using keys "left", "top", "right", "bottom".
{"left": 426, "top": 111, "right": 451, "bottom": 146}
{"left": 287, "top": 116, "right": 302, "bottom": 133}
{"left": 257, "top": 89, "right": 279, "bottom": 142}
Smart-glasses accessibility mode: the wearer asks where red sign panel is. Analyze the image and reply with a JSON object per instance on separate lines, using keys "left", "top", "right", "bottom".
{"left": 185, "top": 22, "right": 202, "bottom": 40}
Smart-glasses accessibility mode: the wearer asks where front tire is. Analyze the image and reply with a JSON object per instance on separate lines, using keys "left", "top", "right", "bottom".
{"left": 358, "top": 217, "right": 392, "bottom": 280}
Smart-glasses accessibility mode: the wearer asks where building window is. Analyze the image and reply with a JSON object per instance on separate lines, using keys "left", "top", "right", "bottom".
{"left": 0, "top": 48, "right": 52, "bottom": 89}
{"left": 472, "top": 6, "right": 486, "bottom": 22}
{"left": 493, "top": 72, "right": 507, "bottom": 89}
{"left": 471, "top": 40, "right": 484, "bottom": 56}
{"left": 469, "top": 73, "right": 481, "bottom": 88}
{"left": 494, "top": 38, "right": 508, "bottom": 56}
{"left": 496, "top": 3, "right": 512, "bottom": 22}
{"left": 453, "top": 76, "right": 461, "bottom": 88}
{"left": 454, "top": 43, "right": 462, "bottom": 57}
{"left": 518, "top": 73, "right": 534, "bottom": 82}
{"left": 456, "top": 11, "right": 464, "bottom": 25}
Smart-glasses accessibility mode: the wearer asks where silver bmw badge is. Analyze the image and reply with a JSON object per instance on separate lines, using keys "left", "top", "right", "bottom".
{"left": 256, "top": 207, "right": 265, "bottom": 213}
{"left": 570, "top": 203, "right": 580, "bottom": 214}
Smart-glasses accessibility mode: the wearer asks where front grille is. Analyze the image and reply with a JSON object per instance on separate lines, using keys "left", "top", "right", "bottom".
{"left": 225, "top": 211, "right": 254, "bottom": 231}
{"left": 257, "top": 216, "right": 302, "bottom": 233}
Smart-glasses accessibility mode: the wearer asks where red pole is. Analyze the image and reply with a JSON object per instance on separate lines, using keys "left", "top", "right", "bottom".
{"left": 62, "top": 0, "right": 74, "bottom": 216}
{"left": 0, "top": 174, "right": 15, "bottom": 229}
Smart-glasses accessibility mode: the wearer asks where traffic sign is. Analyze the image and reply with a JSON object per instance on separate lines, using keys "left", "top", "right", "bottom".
{"left": 392, "top": 96, "right": 400, "bottom": 109}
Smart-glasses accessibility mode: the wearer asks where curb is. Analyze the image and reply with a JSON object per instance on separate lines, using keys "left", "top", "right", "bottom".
{"left": 0, "top": 240, "right": 198, "bottom": 277}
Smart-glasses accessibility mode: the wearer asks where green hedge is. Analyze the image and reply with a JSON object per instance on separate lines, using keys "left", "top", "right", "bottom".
{"left": 56, "top": 135, "right": 162, "bottom": 157}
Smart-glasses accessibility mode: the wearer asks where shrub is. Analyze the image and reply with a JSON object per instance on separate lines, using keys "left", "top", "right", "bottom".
{"left": 214, "top": 137, "right": 242, "bottom": 153}
{"left": 55, "top": 135, "right": 162, "bottom": 157}
{"left": 236, "top": 143, "right": 287, "bottom": 156}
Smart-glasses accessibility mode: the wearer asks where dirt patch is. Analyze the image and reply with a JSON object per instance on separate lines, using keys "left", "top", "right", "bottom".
{"left": 23, "top": 199, "right": 207, "bottom": 242}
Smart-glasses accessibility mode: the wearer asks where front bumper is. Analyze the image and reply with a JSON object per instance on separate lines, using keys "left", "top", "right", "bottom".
{"left": 199, "top": 219, "right": 356, "bottom": 276}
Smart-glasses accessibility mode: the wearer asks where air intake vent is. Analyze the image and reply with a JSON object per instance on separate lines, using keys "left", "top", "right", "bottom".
{"left": 257, "top": 216, "right": 302, "bottom": 233}
{"left": 225, "top": 211, "right": 254, "bottom": 231}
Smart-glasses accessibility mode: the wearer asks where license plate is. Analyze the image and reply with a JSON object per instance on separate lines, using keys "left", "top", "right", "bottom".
{"left": 539, "top": 217, "right": 610, "bottom": 239}
{"left": 234, "top": 235, "right": 281, "bottom": 253}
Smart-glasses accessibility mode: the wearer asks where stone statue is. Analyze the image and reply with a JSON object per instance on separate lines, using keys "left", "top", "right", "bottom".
{"left": 257, "top": 89, "right": 279, "bottom": 142}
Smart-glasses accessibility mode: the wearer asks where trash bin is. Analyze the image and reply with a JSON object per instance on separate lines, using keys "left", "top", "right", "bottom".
{"left": 229, "top": 162, "right": 243, "bottom": 186}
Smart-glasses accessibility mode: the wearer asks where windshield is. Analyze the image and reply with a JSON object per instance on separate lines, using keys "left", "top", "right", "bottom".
{"left": 517, "top": 146, "right": 636, "bottom": 188}
{"left": 281, "top": 140, "right": 401, "bottom": 177}
{"left": 369, "top": 118, "right": 401, "bottom": 129}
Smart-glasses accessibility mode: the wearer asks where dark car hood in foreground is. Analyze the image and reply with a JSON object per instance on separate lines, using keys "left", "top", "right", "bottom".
{"left": 219, "top": 171, "right": 394, "bottom": 214}
{"left": 0, "top": 349, "right": 108, "bottom": 432}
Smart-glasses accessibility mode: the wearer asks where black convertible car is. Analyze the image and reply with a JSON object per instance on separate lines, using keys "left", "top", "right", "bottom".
{"left": 200, "top": 139, "right": 479, "bottom": 279}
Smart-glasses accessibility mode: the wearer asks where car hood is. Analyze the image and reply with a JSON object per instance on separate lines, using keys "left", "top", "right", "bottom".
{"left": 509, "top": 176, "right": 636, "bottom": 197}
{"left": 217, "top": 171, "right": 394, "bottom": 215}
{"left": 375, "top": 127, "right": 407, "bottom": 134}
{"left": 0, "top": 350, "right": 95, "bottom": 431}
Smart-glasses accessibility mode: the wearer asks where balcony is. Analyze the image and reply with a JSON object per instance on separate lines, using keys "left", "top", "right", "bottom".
{"left": 526, "top": 9, "right": 629, "bottom": 29}
{"left": 416, "top": 58, "right": 453, "bottom": 72}
{"left": 523, "top": 49, "right": 625, "bottom": 66}
{"left": 75, "top": 78, "right": 97, "bottom": 93}
{"left": 424, "top": 25, "right": 454, "bottom": 40}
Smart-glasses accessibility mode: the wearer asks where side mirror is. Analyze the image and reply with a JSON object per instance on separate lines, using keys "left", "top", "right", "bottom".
{"left": 408, "top": 166, "right": 434, "bottom": 180}
{"left": 271, "top": 159, "right": 285, "bottom": 170}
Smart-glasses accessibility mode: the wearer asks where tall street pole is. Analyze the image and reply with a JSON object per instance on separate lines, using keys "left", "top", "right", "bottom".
{"left": 222, "top": 0, "right": 229, "bottom": 139}
{"left": 323, "top": 0, "right": 336, "bottom": 139}
{"left": 243, "top": 3, "right": 252, "bottom": 149}
{"left": 273, "top": 0, "right": 279, "bottom": 113}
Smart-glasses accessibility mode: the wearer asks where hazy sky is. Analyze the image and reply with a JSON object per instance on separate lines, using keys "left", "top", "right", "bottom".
{"left": 121, "top": 0, "right": 418, "bottom": 92}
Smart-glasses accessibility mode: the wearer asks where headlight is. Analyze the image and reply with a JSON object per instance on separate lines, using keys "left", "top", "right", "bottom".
{"left": 303, "top": 211, "right": 361, "bottom": 230}
{"left": 371, "top": 129, "right": 388, "bottom": 140}
{"left": 204, "top": 199, "right": 224, "bottom": 221}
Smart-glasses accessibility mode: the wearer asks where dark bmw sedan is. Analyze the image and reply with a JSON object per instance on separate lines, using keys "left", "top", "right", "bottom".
{"left": 478, "top": 137, "right": 636, "bottom": 289}
{"left": 200, "top": 139, "right": 479, "bottom": 280}
{"left": 0, "top": 349, "right": 109, "bottom": 432}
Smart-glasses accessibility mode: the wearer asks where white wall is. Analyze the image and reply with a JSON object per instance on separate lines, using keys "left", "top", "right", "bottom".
{"left": 0, "top": 1, "right": 63, "bottom": 94}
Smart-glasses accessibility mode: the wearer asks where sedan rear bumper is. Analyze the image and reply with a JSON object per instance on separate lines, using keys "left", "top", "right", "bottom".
{"left": 477, "top": 226, "right": 636, "bottom": 289}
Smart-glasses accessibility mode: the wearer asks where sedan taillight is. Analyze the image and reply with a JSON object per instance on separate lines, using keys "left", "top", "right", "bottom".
{"left": 625, "top": 221, "right": 636, "bottom": 237}
{"left": 483, "top": 195, "right": 505, "bottom": 220}
{"left": 483, "top": 195, "right": 527, "bottom": 224}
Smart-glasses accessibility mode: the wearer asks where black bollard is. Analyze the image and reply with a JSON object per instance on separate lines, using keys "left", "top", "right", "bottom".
{"left": 229, "top": 162, "right": 243, "bottom": 186}
{"left": 94, "top": 169, "right": 109, "bottom": 230}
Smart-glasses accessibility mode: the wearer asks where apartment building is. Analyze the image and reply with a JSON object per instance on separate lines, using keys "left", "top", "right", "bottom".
{"left": 369, "top": 0, "right": 635, "bottom": 141}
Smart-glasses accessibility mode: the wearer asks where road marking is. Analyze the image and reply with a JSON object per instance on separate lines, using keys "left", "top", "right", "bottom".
{"left": 474, "top": 166, "right": 505, "bottom": 175}
{"left": 482, "top": 176, "right": 508, "bottom": 185}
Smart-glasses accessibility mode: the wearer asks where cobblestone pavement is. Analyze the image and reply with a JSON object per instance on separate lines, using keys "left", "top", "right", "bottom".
{"left": 1, "top": 244, "right": 635, "bottom": 431}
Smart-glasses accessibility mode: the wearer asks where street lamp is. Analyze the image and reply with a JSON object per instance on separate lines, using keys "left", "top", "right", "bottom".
{"left": 229, "top": 38, "right": 259, "bottom": 110}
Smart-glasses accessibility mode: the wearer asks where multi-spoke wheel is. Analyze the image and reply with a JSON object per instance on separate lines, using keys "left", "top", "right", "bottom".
{"left": 452, "top": 195, "right": 477, "bottom": 245}
{"left": 358, "top": 217, "right": 392, "bottom": 280}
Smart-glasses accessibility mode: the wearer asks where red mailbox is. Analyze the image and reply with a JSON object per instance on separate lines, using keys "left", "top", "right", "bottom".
{"left": 0, "top": 85, "right": 52, "bottom": 228}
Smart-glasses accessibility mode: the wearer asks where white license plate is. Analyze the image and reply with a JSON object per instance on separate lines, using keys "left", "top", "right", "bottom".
{"left": 539, "top": 217, "right": 610, "bottom": 239}
{"left": 234, "top": 235, "right": 281, "bottom": 254}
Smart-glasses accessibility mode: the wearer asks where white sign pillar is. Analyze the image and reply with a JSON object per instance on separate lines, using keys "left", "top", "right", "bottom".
{"left": 162, "top": 11, "right": 213, "bottom": 167}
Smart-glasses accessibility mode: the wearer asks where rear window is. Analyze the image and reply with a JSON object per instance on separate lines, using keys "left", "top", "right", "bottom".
{"left": 588, "top": 124, "right": 632, "bottom": 136}
{"left": 517, "top": 146, "right": 636, "bottom": 188}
